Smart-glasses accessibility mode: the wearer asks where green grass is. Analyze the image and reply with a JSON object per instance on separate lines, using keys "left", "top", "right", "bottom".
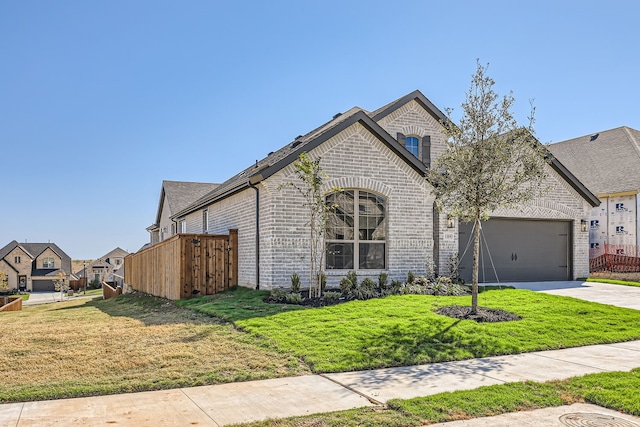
{"left": 234, "top": 289, "right": 640, "bottom": 372}
{"left": 176, "top": 286, "right": 306, "bottom": 321}
{"left": 586, "top": 278, "right": 640, "bottom": 288}
{"left": 233, "top": 369, "right": 640, "bottom": 426}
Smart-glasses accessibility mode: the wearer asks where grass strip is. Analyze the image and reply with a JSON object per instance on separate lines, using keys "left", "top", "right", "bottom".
{"left": 232, "top": 369, "right": 640, "bottom": 426}
{"left": 586, "top": 278, "right": 640, "bottom": 288}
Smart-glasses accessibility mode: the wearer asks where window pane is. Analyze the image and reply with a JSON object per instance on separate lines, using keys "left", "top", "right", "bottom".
{"left": 326, "top": 243, "right": 354, "bottom": 270}
{"left": 359, "top": 243, "right": 385, "bottom": 269}
{"left": 405, "top": 136, "right": 419, "bottom": 157}
{"left": 326, "top": 191, "right": 354, "bottom": 240}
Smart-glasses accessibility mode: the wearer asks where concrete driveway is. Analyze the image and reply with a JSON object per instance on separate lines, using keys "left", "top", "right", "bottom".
{"left": 486, "top": 280, "right": 640, "bottom": 310}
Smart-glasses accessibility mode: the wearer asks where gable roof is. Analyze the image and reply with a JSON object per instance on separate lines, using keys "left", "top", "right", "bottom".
{"left": 171, "top": 90, "right": 599, "bottom": 217}
{"left": 548, "top": 126, "right": 640, "bottom": 195}
{"left": 172, "top": 91, "right": 442, "bottom": 218}
{"left": 370, "top": 89, "right": 449, "bottom": 124}
{"left": 153, "top": 180, "right": 219, "bottom": 226}
{"left": 0, "top": 241, "right": 72, "bottom": 275}
{"left": 100, "top": 247, "right": 129, "bottom": 260}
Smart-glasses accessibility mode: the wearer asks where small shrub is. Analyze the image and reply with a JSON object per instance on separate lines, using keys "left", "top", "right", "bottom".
{"left": 378, "top": 272, "right": 388, "bottom": 293}
{"left": 407, "top": 271, "right": 415, "bottom": 284}
{"left": 346, "top": 270, "right": 358, "bottom": 288}
{"left": 355, "top": 278, "right": 377, "bottom": 300}
{"left": 290, "top": 272, "right": 300, "bottom": 293}
{"left": 340, "top": 271, "right": 358, "bottom": 298}
{"left": 425, "top": 256, "right": 436, "bottom": 281}
{"left": 285, "top": 293, "right": 303, "bottom": 304}
{"left": 340, "top": 278, "right": 355, "bottom": 298}
{"left": 323, "top": 291, "right": 341, "bottom": 303}
{"left": 448, "top": 253, "right": 463, "bottom": 284}
{"left": 388, "top": 280, "right": 403, "bottom": 295}
{"left": 268, "top": 288, "right": 287, "bottom": 303}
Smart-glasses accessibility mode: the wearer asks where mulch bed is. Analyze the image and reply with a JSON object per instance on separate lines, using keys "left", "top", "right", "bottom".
{"left": 435, "top": 305, "right": 521, "bottom": 323}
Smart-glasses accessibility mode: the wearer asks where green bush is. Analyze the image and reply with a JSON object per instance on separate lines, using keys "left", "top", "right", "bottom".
{"left": 285, "top": 293, "right": 303, "bottom": 304}
{"left": 378, "top": 272, "right": 388, "bottom": 292}
{"left": 340, "top": 270, "right": 358, "bottom": 298}
{"left": 290, "top": 272, "right": 300, "bottom": 294}
{"left": 355, "top": 278, "right": 377, "bottom": 300}
{"left": 346, "top": 271, "right": 358, "bottom": 287}
{"left": 407, "top": 271, "right": 415, "bottom": 284}
{"left": 323, "top": 291, "right": 341, "bottom": 303}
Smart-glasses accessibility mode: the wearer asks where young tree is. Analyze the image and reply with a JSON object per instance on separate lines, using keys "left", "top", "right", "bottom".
{"left": 279, "top": 152, "right": 341, "bottom": 298}
{"left": 0, "top": 271, "right": 9, "bottom": 293}
{"left": 53, "top": 271, "right": 69, "bottom": 302}
{"left": 429, "top": 61, "right": 549, "bottom": 314}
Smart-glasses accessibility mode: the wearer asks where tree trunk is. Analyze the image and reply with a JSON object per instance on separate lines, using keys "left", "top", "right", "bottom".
{"left": 471, "top": 216, "right": 481, "bottom": 314}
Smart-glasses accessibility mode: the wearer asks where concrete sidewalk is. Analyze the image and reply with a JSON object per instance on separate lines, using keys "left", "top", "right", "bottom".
{"left": 2, "top": 340, "right": 639, "bottom": 426}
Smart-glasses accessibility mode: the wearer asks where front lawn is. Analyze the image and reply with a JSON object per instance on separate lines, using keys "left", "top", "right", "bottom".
{"left": 234, "top": 289, "right": 640, "bottom": 372}
{"left": 0, "top": 294, "right": 308, "bottom": 403}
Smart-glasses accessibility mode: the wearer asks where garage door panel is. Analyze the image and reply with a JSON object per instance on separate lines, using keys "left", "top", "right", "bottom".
{"left": 459, "top": 219, "right": 570, "bottom": 283}
{"left": 32, "top": 280, "right": 55, "bottom": 292}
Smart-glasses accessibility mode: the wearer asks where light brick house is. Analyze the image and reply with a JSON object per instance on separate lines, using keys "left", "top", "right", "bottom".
{"left": 0, "top": 241, "right": 73, "bottom": 291}
{"left": 74, "top": 247, "right": 129, "bottom": 284}
{"left": 148, "top": 90, "right": 599, "bottom": 289}
{"left": 549, "top": 126, "right": 640, "bottom": 251}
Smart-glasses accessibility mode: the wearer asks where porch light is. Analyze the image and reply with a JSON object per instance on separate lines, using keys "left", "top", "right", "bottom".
{"left": 447, "top": 215, "right": 455, "bottom": 229}
{"left": 580, "top": 219, "right": 588, "bottom": 233}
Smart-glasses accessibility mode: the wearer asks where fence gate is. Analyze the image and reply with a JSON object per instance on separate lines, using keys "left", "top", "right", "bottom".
{"left": 124, "top": 229, "right": 238, "bottom": 300}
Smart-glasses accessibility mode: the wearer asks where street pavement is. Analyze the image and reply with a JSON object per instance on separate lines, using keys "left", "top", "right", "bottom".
{"left": 2, "top": 280, "right": 639, "bottom": 426}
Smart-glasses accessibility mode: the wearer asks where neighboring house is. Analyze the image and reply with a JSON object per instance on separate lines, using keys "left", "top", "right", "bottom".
{"left": 147, "top": 180, "right": 219, "bottom": 244}
{"left": 75, "top": 247, "right": 129, "bottom": 284}
{"left": 549, "top": 126, "right": 640, "bottom": 250}
{"left": 147, "top": 90, "right": 598, "bottom": 289}
{"left": 0, "top": 241, "right": 73, "bottom": 291}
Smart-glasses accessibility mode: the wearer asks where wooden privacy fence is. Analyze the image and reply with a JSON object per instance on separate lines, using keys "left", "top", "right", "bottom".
{"left": 0, "top": 296, "right": 22, "bottom": 312}
{"left": 590, "top": 244, "right": 640, "bottom": 273}
{"left": 102, "top": 282, "right": 122, "bottom": 300}
{"left": 70, "top": 278, "right": 87, "bottom": 291}
{"left": 124, "top": 230, "right": 238, "bottom": 300}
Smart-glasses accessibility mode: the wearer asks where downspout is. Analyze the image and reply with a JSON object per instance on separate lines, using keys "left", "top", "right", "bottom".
{"left": 249, "top": 182, "right": 260, "bottom": 290}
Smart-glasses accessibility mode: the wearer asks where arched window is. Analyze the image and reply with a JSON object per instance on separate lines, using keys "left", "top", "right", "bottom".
{"left": 405, "top": 136, "right": 419, "bottom": 157}
{"left": 326, "top": 190, "right": 386, "bottom": 270}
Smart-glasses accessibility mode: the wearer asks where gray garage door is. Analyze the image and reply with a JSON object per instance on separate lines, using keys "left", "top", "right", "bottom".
{"left": 32, "top": 280, "right": 55, "bottom": 292}
{"left": 458, "top": 219, "right": 571, "bottom": 282}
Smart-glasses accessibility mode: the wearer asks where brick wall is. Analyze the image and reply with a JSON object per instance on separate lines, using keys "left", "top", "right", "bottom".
{"left": 262, "top": 122, "right": 436, "bottom": 289}
{"left": 182, "top": 190, "right": 257, "bottom": 288}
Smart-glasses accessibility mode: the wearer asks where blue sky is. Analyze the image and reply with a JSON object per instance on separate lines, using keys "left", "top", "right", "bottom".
{"left": 1, "top": 1, "right": 638, "bottom": 260}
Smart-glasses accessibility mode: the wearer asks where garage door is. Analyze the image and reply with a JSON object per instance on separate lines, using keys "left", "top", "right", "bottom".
{"left": 32, "top": 280, "right": 55, "bottom": 292}
{"left": 458, "top": 219, "right": 571, "bottom": 282}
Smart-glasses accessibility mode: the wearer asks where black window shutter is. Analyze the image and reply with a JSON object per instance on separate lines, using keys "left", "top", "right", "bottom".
{"left": 397, "top": 133, "right": 406, "bottom": 148}
{"left": 422, "top": 135, "right": 431, "bottom": 168}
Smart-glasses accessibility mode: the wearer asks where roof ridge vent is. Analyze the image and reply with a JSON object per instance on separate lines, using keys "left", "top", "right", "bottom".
{"left": 590, "top": 133, "right": 599, "bottom": 141}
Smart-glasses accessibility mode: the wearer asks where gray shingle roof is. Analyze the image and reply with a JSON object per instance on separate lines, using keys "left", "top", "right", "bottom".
{"left": 152, "top": 181, "right": 219, "bottom": 226}
{"left": 548, "top": 126, "right": 640, "bottom": 195}
{"left": 172, "top": 91, "right": 448, "bottom": 218}
{"left": 0, "top": 241, "right": 72, "bottom": 275}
